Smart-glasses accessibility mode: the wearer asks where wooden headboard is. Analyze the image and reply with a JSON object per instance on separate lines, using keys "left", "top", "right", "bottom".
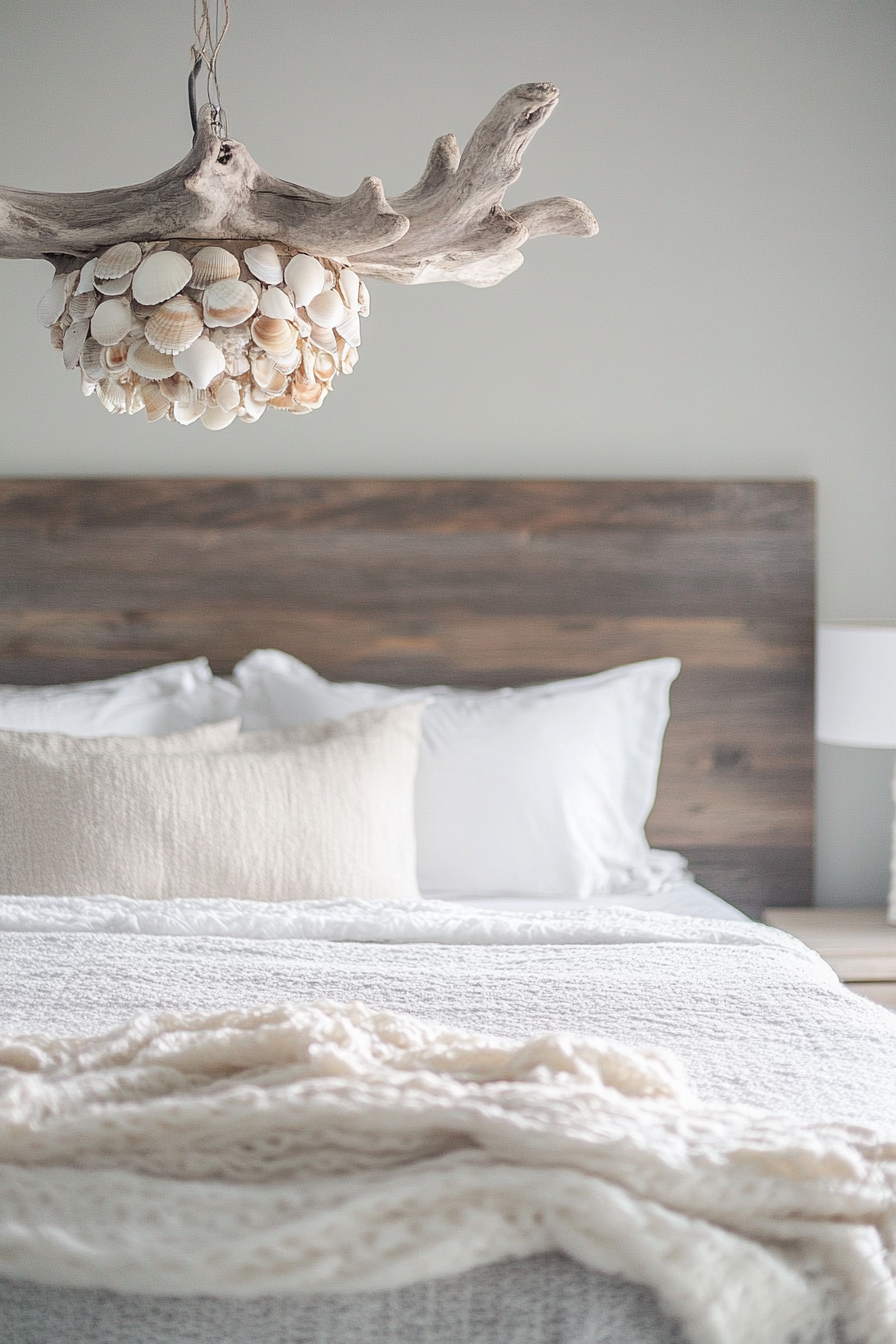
{"left": 0, "top": 478, "right": 814, "bottom": 917}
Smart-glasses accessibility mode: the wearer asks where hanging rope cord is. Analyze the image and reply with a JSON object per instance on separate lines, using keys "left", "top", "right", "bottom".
{"left": 188, "top": 0, "right": 230, "bottom": 138}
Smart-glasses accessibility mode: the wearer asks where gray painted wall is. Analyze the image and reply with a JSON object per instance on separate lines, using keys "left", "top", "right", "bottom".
{"left": 0, "top": 1, "right": 893, "bottom": 906}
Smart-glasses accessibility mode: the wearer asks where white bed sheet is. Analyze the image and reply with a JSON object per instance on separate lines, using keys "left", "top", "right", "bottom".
{"left": 429, "top": 878, "right": 748, "bottom": 922}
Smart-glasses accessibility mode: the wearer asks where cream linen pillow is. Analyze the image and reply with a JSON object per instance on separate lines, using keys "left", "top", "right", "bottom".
{"left": 0, "top": 706, "right": 423, "bottom": 902}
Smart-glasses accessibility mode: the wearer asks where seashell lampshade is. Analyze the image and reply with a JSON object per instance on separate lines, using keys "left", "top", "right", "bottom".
{"left": 39, "top": 241, "right": 367, "bottom": 430}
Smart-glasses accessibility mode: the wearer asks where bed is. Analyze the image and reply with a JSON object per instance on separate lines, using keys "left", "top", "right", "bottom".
{"left": 1, "top": 477, "right": 893, "bottom": 1344}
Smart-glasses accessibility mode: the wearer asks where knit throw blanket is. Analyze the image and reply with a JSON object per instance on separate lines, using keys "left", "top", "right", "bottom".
{"left": 0, "top": 1000, "right": 894, "bottom": 1344}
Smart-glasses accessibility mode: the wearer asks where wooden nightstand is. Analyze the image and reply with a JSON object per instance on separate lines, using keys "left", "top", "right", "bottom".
{"left": 763, "top": 908, "right": 896, "bottom": 1008}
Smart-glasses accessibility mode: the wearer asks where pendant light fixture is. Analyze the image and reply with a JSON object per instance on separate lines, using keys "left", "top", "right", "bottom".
{"left": 0, "top": 2, "right": 598, "bottom": 431}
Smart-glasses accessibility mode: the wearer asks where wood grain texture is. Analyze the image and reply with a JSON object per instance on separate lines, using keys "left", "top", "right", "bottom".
{"left": 0, "top": 478, "right": 815, "bottom": 915}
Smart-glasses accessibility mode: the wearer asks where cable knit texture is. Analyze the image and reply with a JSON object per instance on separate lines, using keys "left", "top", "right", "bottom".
{"left": 1, "top": 999, "right": 895, "bottom": 1344}
{"left": 0, "top": 706, "right": 423, "bottom": 901}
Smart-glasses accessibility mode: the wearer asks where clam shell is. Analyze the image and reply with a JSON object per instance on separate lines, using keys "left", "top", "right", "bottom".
{"left": 94, "top": 272, "right": 133, "bottom": 296}
{"left": 102, "top": 342, "right": 131, "bottom": 376}
{"left": 37, "top": 275, "right": 69, "bottom": 328}
{"left": 309, "top": 324, "right": 338, "bottom": 353}
{"left": 251, "top": 356, "right": 288, "bottom": 395}
{"left": 314, "top": 350, "right": 337, "bottom": 383}
{"left": 90, "top": 299, "right": 132, "bottom": 346}
{"left": 338, "top": 338, "right": 359, "bottom": 375}
{"left": 94, "top": 242, "right": 142, "bottom": 281}
{"left": 284, "top": 253, "right": 326, "bottom": 308}
{"left": 143, "top": 382, "right": 170, "bottom": 422}
{"left": 357, "top": 280, "right": 370, "bottom": 317}
{"left": 79, "top": 338, "right": 106, "bottom": 382}
{"left": 76, "top": 259, "right": 98, "bottom": 294}
{"left": 190, "top": 246, "right": 241, "bottom": 289}
{"left": 68, "top": 291, "right": 97, "bottom": 323}
{"left": 126, "top": 382, "right": 145, "bottom": 415}
{"left": 273, "top": 346, "right": 302, "bottom": 375}
{"left": 243, "top": 244, "right": 283, "bottom": 285}
{"left": 49, "top": 323, "right": 65, "bottom": 351}
{"left": 213, "top": 376, "right": 242, "bottom": 412}
{"left": 62, "top": 319, "right": 90, "bottom": 371}
{"left": 291, "top": 380, "right": 328, "bottom": 409}
{"left": 145, "top": 296, "right": 203, "bottom": 355}
{"left": 127, "top": 338, "right": 177, "bottom": 381}
{"left": 172, "top": 399, "right": 204, "bottom": 426}
{"left": 96, "top": 378, "right": 128, "bottom": 412}
{"left": 173, "top": 336, "right": 226, "bottom": 390}
{"left": 202, "top": 404, "right": 238, "bottom": 431}
{"left": 250, "top": 315, "right": 297, "bottom": 358}
{"left": 239, "top": 392, "right": 267, "bottom": 422}
{"left": 159, "top": 374, "right": 193, "bottom": 405}
{"left": 80, "top": 369, "right": 97, "bottom": 397}
{"left": 132, "top": 249, "right": 192, "bottom": 305}
{"left": 336, "top": 310, "right": 361, "bottom": 348}
{"left": 337, "top": 268, "right": 361, "bottom": 311}
{"left": 307, "top": 290, "right": 348, "bottom": 328}
{"left": 259, "top": 285, "right": 297, "bottom": 320}
{"left": 203, "top": 278, "right": 258, "bottom": 328}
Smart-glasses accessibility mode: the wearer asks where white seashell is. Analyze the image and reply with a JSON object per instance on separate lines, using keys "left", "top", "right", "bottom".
{"left": 76, "top": 259, "right": 98, "bottom": 294}
{"left": 225, "top": 352, "right": 251, "bottom": 377}
{"left": 259, "top": 285, "right": 297, "bottom": 320}
{"left": 309, "top": 324, "right": 338, "bottom": 353}
{"left": 159, "top": 374, "right": 193, "bottom": 404}
{"left": 243, "top": 244, "right": 283, "bottom": 285}
{"left": 79, "top": 337, "right": 106, "bottom": 382}
{"left": 96, "top": 378, "right": 128, "bottom": 412}
{"left": 132, "top": 249, "right": 192, "bottom": 305}
{"left": 173, "top": 336, "right": 226, "bottom": 390}
{"left": 336, "top": 309, "right": 361, "bottom": 348}
{"left": 90, "top": 299, "right": 132, "bottom": 346}
{"left": 337, "top": 337, "right": 359, "bottom": 375}
{"left": 307, "top": 289, "right": 347, "bottom": 328}
{"left": 145, "top": 296, "right": 203, "bottom": 355}
{"left": 62, "top": 319, "right": 90, "bottom": 371}
{"left": 94, "top": 272, "right": 133, "bottom": 296}
{"left": 250, "top": 315, "right": 297, "bottom": 358}
{"left": 172, "top": 397, "right": 205, "bottom": 425}
{"left": 213, "top": 377, "right": 242, "bottom": 412}
{"left": 293, "top": 310, "right": 312, "bottom": 339}
{"left": 284, "top": 253, "right": 326, "bottom": 307}
{"left": 101, "top": 342, "right": 131, "bottom": 376}
{"left": 337, "top": 268, "right": 361, "bottom": 311}
{"left": 273, "top": 346, "right": 302, "bottom": 375}
{"left": 190, "top": 245, "right": 241, "bottom": 289}
{"left": 94, "top": 241, "right": 142, "bottom": 281}
{"left": 250, "top": 354, "right": 282, "bottom": 392}
{"left": 68, "top": 291, "right": 97, "bottom": 323}
{"left": 143, "top": 383, "right": 170, "bottom": 422}
{"left": 291, "top": 379, "right": 328, "bottom": 409}
{"left": 49, "top": 323, "right": 65, "bottom": 351}
{"left": 203, "top": 278, "right": 258, "bottom": 328}
{"left": 126, "top": 338, "right": 177, "bottom": 381}
{"left": 126, "top": 382, "right": 145, "bottom": 415}
{"left": 239, "top": 392, "right": 267, "bottom": 422}
{"left": 357, "top": 280, "right": 370, "bottom": 317}
{"left": 202, "top": 404, "right": 238, "bottom": 431}
{"left": 80, "top": 368, "right": 97, "bottom": 397}
{"left": 37, "top": 275, "right": 69, "bottom": 328}
{"left": 314, "top": 350, "right": 337, "bottom": 383}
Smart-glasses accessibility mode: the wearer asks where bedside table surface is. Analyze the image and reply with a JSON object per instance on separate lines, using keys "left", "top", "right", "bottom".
{"left": 763, "top": 908, "right": 896, "bottom": 1003}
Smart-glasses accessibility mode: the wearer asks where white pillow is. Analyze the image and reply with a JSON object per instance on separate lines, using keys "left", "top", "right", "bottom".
{"left": 0, "top": 659, "right": 240, "bottom": 736}
{"left": 0, "top": 706, "right": 423, "bottom": 903}
{"left": 232, "top": 650, "right": 681, "bottom": 900}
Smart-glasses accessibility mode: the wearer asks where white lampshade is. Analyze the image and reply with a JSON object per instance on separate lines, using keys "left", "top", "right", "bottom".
{"left": 816, "top": 624, "right": 896, "bottom": 747}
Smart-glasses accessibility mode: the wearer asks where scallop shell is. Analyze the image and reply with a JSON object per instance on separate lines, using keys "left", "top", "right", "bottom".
{"left": 172, "top": 398, "right": 205, "bottom": 426}
{"left": 126, "top": 338, "right": 177, "bottom": 381}
{"left": 337, "top": 268, "right": 361, "bottom": 312}
{"left": 357, "top": 280, "right": 370, "bottom": 318}
{"left": 213, "top": 376, "right": 242, "bottom": 412}
{"left": 79, "top": 338, "right": 106, "bottom": 382}
{"left": 314, "top": 350, "right": 337, "bottom": 383}
{"left": 203, "top": 278, "right": 258, "bottom": 328}
{"left": 76, "top": 259, "right": 98, "bottom": 294}
{"left": 90, "top": 299, "right": 132, "bottom": 346}
{"left": 190, "top": 246, "right": 241, "bottom": 289}
{"left": 37, "top": 275, "right": 69, "bottom": 328}
{"left": 94, "top": 242, "right": 142, "bottom": 281}
{"left": 250, "top": 315, "right": 297, "bottom": 358}
{"left": 132, "top": 249, "right": 192, "bottom": 305}
{"left": 145, "top": 296, "right": 203, "bottom": 355}
{"left": 62, "top": 319, "right": 90, "bottom": 371}
{"left": 309, "top": 324, "right": 338, "bottom": 353}
{"left": 68, "top": 291, "right": 97, "bottom": 323}
{"left": 284, "top": 253, "right": 326, "bottom": 308}
{"left": 307, "top": 290, "right": 348, "bottom": 328}
{"left": 259, "top": 285, "right": 297, "bottom": 320}
{"left": 243, "top": 244, "right": 283, "bottom": 285}
{"left": 336, "top": 309, "right": 361, "bottom": 348}
{"left": 94, "top": 272, "right": 133, "bottom": 296}
{"left": 143, "top": 382, "right": 171, "bottom": 422}
{"left": 102, "top": 342, "right": 131, "bottom": 376}
{"left": 173, "top": 336, "right": 226, "bottom": 390}
{"left": 202, "top": 404, "right": 238, "bottom": 431}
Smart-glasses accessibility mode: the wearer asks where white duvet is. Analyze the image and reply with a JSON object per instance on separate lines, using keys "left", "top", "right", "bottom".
{"left": 1, "top": 896, "right": 895, "bottom": 1344}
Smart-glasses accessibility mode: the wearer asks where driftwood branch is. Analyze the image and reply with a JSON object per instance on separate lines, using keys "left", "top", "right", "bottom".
{"left": 0, "top": 84, "right": 596, "bottom": 287}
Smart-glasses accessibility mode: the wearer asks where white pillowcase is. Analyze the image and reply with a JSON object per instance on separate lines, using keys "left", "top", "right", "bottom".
{"left": 0, "top": 706, "right": 423, "bottom": 903}
{"left": 0, "top": 659, "right": 240, "bottom": 736}
{"left": 232, "top": 650, "right": 681, "bottom": 900}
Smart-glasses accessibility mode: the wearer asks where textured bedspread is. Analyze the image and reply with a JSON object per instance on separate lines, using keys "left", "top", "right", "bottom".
{"left": 1, "top": 897, "right": 895, "bottom": 1344}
